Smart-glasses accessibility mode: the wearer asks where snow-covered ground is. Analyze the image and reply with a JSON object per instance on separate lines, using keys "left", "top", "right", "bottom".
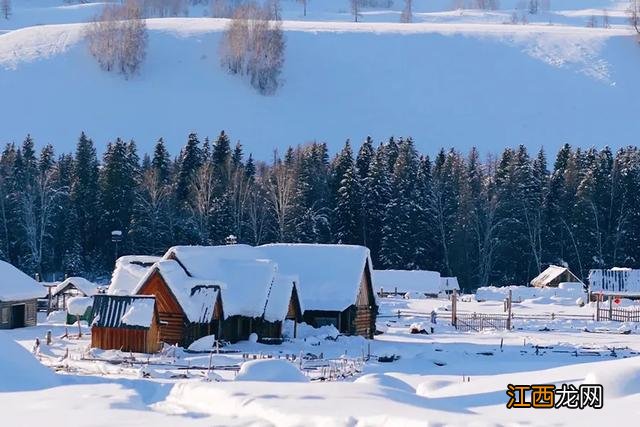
{"left": 2, "top": 291, "right": 640, "bottom": 426}
{"left": 1, "top": 1, "right": 639, "bottom": 158}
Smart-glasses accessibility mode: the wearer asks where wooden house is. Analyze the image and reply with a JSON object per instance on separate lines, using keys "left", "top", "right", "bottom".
{"left": 133, "top": 260, "right": 223, "bottom": 347}
{"left": 530, "top": 265, "right": 582, "bottom": 288}
{"left": 91, "top": 294, "right": 161, "bottom": 353}
{"left": 51, "top": 276, "right": 99, "bottom": 311}
{"left": 162, "top": 246, "right": 302, "bottom": 343}
{"left": 259, "top": 244, "right": 377, "bottom": 338}
{"left": 0, "top": 261, "right": 43, "bottom": 329}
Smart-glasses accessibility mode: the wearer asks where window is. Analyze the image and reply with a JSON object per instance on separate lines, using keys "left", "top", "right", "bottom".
{"left": 1, "top": 307, "right": 9, "bottom": 324}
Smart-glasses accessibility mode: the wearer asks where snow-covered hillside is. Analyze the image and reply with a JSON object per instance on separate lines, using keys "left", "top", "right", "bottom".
{"left": 1, "top": 0, "right": 638, "bottom": 158}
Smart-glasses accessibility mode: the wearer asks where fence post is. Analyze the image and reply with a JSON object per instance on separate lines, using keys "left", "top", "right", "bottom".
{"left": 507, "top": 290, "right": 512, "bottom": 330}
{"left": 451, "top": 290, "right": 457, "bottom": 328}
{"left": 596, "top": 296, "right": 600, "bottom": 321}
{"left": 609, "top": 296, "right": 613, "bottom": 320}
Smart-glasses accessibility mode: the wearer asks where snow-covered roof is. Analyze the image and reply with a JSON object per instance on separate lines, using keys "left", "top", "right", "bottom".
{"left": 107, "top": 255, "right": 161, "bottom": 296}
{"left": 264, "top": 274, "right": 299, "bottom": 323}
{"left": 121, "top": 298, "right": 156, "bottom": 328}
{"left": 0, "top": 260, "right": 45, "bottom": 301}
{"left": 440, "top": 277, "right": 460, "bottom": 292}
{"left": 163, "top": 247, "right": 278, "bottom": 319}
{"left": 374, "top": 269, "right": 441, "bottom": 294}
{"left": 259, "top": 243, "right": 372, "bottom": 312}
{"left": 53, "top": 277, "right": 99, "bottom": 297}
{"left": 92, "top": 294, "right": 156, "bottom": 329}
{"left": 67, "top": 296, "right": 94, "bottom": 316}
{"left": 530, "top": 265, "right": 580, "bottom": 287}
{"left": 137, "top": 259, "right": 223, "bottom": 323}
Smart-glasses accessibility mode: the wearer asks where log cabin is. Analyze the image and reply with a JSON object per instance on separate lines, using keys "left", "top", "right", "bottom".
{"left": 0, "top": 261, "right": 43, "bottom": 329}
{"left": 133, "top": 259, "right": 223, "bottom": 347}
{"left": 259, "top": 244, "right": 377, "bottom": 339}
{"left": 162, "top": 246, "right": 302, "bottom": 343}
{"left": 91, "top": 294, "right": 161, "bottom": 353}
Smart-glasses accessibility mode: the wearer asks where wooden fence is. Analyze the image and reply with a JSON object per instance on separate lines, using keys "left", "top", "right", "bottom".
{"left": 454, "top": 313, "right": 510, "bottom": 332}
{"left": 598, "top": 307, "right": 640, "bottom": 322}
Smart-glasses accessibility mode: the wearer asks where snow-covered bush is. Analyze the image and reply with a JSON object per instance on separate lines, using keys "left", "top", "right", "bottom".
{"left": 235, "top": 359, "right": 309, "bottom": 382}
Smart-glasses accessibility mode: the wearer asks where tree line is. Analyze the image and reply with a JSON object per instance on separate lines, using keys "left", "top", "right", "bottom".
{"left": 1, "top": 132, "right": 639, "bottom": 289}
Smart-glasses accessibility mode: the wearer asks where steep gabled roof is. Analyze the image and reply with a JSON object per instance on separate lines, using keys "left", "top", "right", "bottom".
{"left": 530, "top": 265, "right": 581, "bottom": 287}
{"left": 259, "top": 243, "right": 373, "bottom": 312}
{"left": 264, "top": 274, "right": 301, "bottom": 323}
{"left": 162, "top": 247, "right": 278, "bottom": 319}
{"left": 440, "top": 277, "right": 460, "bottom": 292}
{"left": 53, "top": 277, "right": 99, "bottom": 297}
{"left": 107, "top": 255, "right": 161, "bottom": 296}
{"left": 0, "top": 260, "right": 44, "bottom": 301}
{"left": 135, "top": 259, "right": 222, "bottom": 324}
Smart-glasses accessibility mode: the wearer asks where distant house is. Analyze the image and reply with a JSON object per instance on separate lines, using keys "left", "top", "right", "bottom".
{"left": 374, "top": 269, "right": 442, "bottom": 297}
{"left": 51, "top": 277, "right": 99, "bottom": 310}
{"left": 0, "top": 261, "right": 43, "bottom": 329}
{"left": 91, "top": 294, "right": 161, "bottom": 353}
{"left": 588, "top": 268, "right": 640, "bottom": 298}
{"left": 530, "top": 265, "right": 582, "bottom": 288}
{"left": 260, "top": 243, "right": 377, "bottom": 339}
{"left": 440, "top": 277, "right": 460, "bottom": 294}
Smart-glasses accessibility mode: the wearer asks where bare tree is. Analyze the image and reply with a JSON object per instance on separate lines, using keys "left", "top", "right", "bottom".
{"left": 400, "top": 0, "right": 412, "bottom": 23}
{"left": 297, "top": 0, "right": 309, "bottom": 17}
{"left": 1, "top": 0, "right": 11, "bottom": 20}
{"left": 629, "top": 0, "right": 640, "bottom": 35}
{"left": 135, "top": 168, "right": 170, "bottom": 253}
{"left": 219, "top": 3, "right": 285, "bottom": 94}
{"left": 351, "top": 0, "right": 361, "bottom": 22}
{"left": 266, "top": 155, "right": 296, "bottom": 241}
{"left": 86, "top": 0, "right": 148, "bottom": 78}
{"left": 191, "top": 162, "right": 216, "bottom": 242}
{"left": 211, "top": 0, "right": 231, "bottom": 17}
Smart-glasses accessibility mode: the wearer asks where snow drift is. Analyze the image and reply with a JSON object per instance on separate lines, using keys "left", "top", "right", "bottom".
{"left": 0, "top": 333, "right": 59, "bottom": 392}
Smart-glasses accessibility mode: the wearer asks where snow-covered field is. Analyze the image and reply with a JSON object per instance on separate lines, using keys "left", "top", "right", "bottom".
{"left": 1, "top": 1, "right": 639, "bottom": 157}
{"left": 2, "top": 291, "right": 640, "bottom": 426}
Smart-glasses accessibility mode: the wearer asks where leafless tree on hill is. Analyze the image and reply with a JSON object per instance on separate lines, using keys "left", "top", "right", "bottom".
{"left": 297, "top": 0, "right": 309, "bottom": 17}
{"left": 400, "top": 0, "right": 412, "bottom": 23}
{"left": 219, "top": 3, "right": 285, "bottom": 94}
{"left": 351, "top": 0, "right": 361, "bottom": 22}
{"left": 85, "top": 0, "right": 148, "bottom": 78}
{"left": 1, "top": 0, "right": 11, "bottom": 20}
{"left": 629, "top": 0, "right": 640, "bottom": 35}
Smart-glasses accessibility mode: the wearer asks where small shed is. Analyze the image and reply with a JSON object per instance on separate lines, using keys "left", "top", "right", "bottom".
{"left": 0, "top": 261, "right": 43, "bottom": 329}
{"left": 374, "top": 269, "right": 442, "bottom": 297}
{"left": 52, "top": 277, "right": 99, "bottom": 310}
{"left": 260, "top": 243, "right": 377, "bottom": 338}
{"left": 440, "top": 277, "right": 460, "bottom": 294}
{"left": 530, "top": 265, "right": 582, "bottom": 288}
{"left": 91, "top": 294, "right": 161, "bottom": 353}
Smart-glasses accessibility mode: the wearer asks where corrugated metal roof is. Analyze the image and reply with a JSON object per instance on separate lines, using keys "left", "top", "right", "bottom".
{"left": 91, "top": 294, "right": 156, "bottom": 329}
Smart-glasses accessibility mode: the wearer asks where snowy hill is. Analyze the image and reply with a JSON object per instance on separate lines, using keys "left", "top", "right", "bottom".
{"left": 1, "top": 0, "right": 639, "bottom": 158}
